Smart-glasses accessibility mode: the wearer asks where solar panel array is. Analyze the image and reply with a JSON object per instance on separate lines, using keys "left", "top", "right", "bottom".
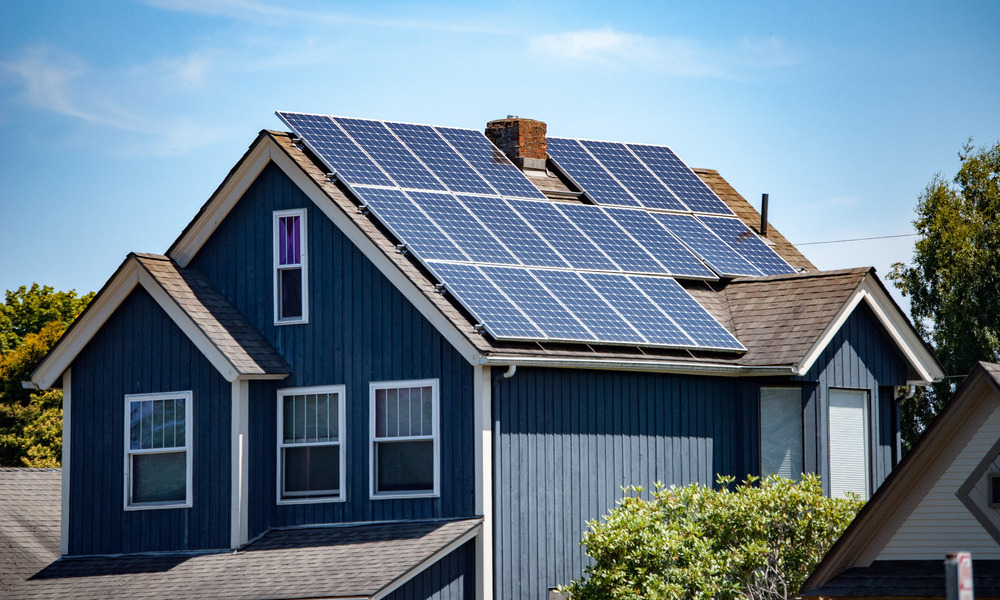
{"left": 275, "top": 111, "right": 796, "bottom": 351}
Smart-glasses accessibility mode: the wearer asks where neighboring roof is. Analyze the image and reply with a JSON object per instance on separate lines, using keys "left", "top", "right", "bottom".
{"left": 31, "top": 253, "right": 290, "bottom": 389}
{"left": 801, "top": 362, "right": 1000, "bottom": 598}
{"left": 163, "top": 129, "right": 942, "bottom": 382}
{"left": 804, "top": 560, "right": 1000, "bottom": 599}
{"left": 0, "top": 468, "right": 61, "bottom": 596}
{"left": 10, "top": 518, "right": 481, "bottom": 600}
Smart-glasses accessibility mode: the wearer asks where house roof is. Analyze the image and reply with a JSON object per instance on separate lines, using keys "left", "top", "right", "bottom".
{"left": 803, "top": 560, "right": 1000, "bottom": 599}
{"left": 800, "top": 362, "right": 1000, "bottom": 598}
{"left": 8, "top": 518, "right": 481, "bottom": 599}
{"left": 0, "top": 468, "right": 61, "bottom": 597}
{"left": 31, "top": 253, "right": 290, "bottom": 389}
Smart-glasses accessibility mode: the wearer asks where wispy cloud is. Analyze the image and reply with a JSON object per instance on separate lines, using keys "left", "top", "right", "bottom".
{"left": 529, "top": 27, "right": 798, "bottom": 78}
{"left": 1, "top": 44, "right": 226, "bottom": 156}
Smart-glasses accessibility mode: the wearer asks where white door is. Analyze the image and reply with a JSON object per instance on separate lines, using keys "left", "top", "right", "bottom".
{"left": 828, "top": 389, "right": 870, "bottom": 499}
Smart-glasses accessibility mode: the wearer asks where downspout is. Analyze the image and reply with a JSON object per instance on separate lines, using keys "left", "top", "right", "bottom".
{"left": 502, "top": 365, "right": 517, "bottom": 379}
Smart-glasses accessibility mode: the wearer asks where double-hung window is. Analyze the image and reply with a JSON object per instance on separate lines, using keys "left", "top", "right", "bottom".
{"left": 370, "top": 379, "right": 439, "bottom": 498}
{"left": 277, "top": 386, "right": 346, "bottom": 503}
{"left": 124, "top": 391, "right": 192, "bottom": 509}
{"left": 274, "top": 209, "right": 308, "bottom": 324}
{"left": 759, "top": 386, "right": 804, "bottom": 480}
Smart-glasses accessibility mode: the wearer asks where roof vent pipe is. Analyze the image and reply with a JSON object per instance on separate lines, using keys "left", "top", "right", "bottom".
{"left": 760, "top": 193, "right": 769, "bottom": 236}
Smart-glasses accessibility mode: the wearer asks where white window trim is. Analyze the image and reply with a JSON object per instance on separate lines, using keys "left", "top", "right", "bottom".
{"left": 370, "top": 378, "right": 440, "bottom": 499}
{"left": 759, "top": 385, "right": 804, "bottom": 479}
{"left": 123, "top": 391, "right": 193, "bottom": 511}
{"left": 273, "top": 208, "right": 309, "bottom": 325}
{"left": 276, "top": 384, "right": 347, "bottom": 505}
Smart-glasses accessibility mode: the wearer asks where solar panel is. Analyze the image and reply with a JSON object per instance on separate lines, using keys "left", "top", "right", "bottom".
{"left": 480, "top": 266, "right": 594, "bottom": 341}
{"left": 385, "top": 122, "right": 498, "bottom": 196}
{"left": 276, "top": 112, "right": 395, "bottom": 187}
{"left": 333, "top": 117, "right": 445, "bottom": 191}
{"left": 354, "top": 187, "right": 468, "bottom": 261}
{"left": 698, "top": 216, "right": 796, "bottom": 276}
{"left": 653, "top": 213, "right": 763, "bottom": 277}
{"left": 630, "top": 275, "right": 744, "bottom": 350}
{"left": 530, "top": 269, "right": 646, "bottom": 344}
{"left": 627, "top": 143, "right": 733, "bottom": 215}
{"left": 546, "top": 137, "right": 641, "bottom": 207}
{"left": 405, "top": 191, "right": 518, "bottom": 265}
{"left": 435, "top": 127, "right": 546, "bottom": 199}
{"left": 556, "top": 204, "right": 666, "bottom": 274}
{"left": 507, "top": 199, "right": 618, "bottom": 271}
{"left": 604, "top": 208, "right": 716, "bottom": 279}
{"left": 427, "top": 261, "right": 543, "bottom": 340}
{"left": 459, "top": 196, "right": 569, "bottom": 269}
{"left": 581, "top": 272, "right": 693, "bottom": 347}
{"left": 580, "top": 140, "right": 687, "bottom": 211}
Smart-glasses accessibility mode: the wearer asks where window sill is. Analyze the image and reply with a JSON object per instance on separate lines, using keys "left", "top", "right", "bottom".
{"left": 124, "top": 501, "right": 191, "bottom": 512}
{"left": 274, "top": 318, "right": 308, "bottom": 326}
{"left": 371, "top": 491, "right": 439, "bottom": 500}
{"left": 277, "top": 495, "right": 346, "bottom": 505}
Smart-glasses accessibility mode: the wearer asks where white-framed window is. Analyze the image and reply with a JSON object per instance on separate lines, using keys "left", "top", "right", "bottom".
{"left": 829, "top": 388, "right": 871, "bottom": 499}
{"left": 273, "top": 208, "right": 308, "bottom": 324}
{"left": 124, "top": 391, "right": 193, "bottom": 510}
{"left": 277, "top": 385, "right": 346, "bottom": 504}
{"left": 760, "top": 386, "right": 804, "bottom": 480}
{"left": 370, "top": 379, "right": 439, "bottom": 498}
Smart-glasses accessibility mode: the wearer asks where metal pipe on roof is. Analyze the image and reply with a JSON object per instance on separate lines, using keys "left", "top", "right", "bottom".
{"left": 760, "top": 193, "right": 769, "bottom": 236}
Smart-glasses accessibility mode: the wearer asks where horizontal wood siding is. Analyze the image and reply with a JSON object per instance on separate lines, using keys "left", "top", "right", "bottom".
{"left": 492, "top": 367, "right": 759, "bottom": 600}
{"left": 191, "top": 162, "right": 475, "bottom": 535}
{"left": 385, "top": 540, "right": 475, "bottom": 600}
{"left": 797, "top": 303, "right": 909, "bottom": 496}
{"left": 69, "top": 288, "right": 230, "bottom": 554}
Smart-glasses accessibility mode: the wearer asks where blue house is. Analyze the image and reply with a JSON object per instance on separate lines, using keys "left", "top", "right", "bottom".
{"left": 22, "top": 114, "right": 942, "bottom": 599}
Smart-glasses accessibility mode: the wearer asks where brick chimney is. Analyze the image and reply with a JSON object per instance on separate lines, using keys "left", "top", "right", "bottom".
{"left": 485, "top": 116, "right": 547, "bottom": 172}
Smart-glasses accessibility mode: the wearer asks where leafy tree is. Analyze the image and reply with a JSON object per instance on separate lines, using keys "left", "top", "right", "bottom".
{"left": 0, "top": 285, "right": 93, "bottom": 466}
{"left": 889, "top": 139, "right": 1000, "bottom": 448}
{"left": 562, "top": 474, "right": 862, "bottom": 600}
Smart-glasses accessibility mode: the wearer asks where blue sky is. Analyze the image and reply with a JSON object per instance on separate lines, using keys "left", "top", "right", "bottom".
{"left": 1, "top": 1, "right": 998, "bottom": 313}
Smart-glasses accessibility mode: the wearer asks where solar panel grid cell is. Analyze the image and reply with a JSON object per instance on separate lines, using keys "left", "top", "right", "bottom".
{"left": 545, "top": 137, "right": 641, "bottom": 207}
{"left": 581, "top": 272, "right": 693, "bottom": 347}
{"left": 354, "top": 187, "right": 469, "bottom": 262}
{"left": 556, "top": 204, "right": 666, "bottom": 275}
{"left": 333, "top": 117, "right": 445, "bottom": 191}
{"left": 698, "top": 216, "right": 796, "bottom": 276}
{"left": 481, "top": 266, "right": 595, "bottom": 342}
{"left": 627, "top": 143, "right": 733, "bottom": 215}
{"left": 580, "top": 140, "right": 687, "bottom": 211}
{"left": 406, "top": 191, "right": 519, "bottom": 265}
{"left": 277, "top": 112, "right": 395, "bottom": 187}
{"left": 654, "top": 213, "right": 763, "bottom": 277}
{"left": 428, "top": 262, "right": 544, "bottom": 340}
{"left": 630, "top": 275, "right": 744, "bottom": 350}
{"left": 459, "top": 196, "right": 569, "bottom": 268}
{"left": 435, "top": 127, "right": 546, "bottom": 199}
{"left": 604, "top": 208, "right": 716, "bottom": 279}
{"left": 530, "top": 269, "right": 646, "bottom": 344}
{"left": 507, "top": 200, "right": 618, "bottom": 272}
{"left": 385, "top": 122, "right": 498, "bottom": 196}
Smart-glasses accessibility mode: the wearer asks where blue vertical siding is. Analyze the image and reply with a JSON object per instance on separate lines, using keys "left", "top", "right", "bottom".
{"left": 492, "top": 368, "right": 759, "bottom": 600}
{"left": 68, "top": 287, "right": 231, "bottom": 554}
{"left": 796, "top": 302, "right": 909, "bottom": 493}
{"left": 191, "top": 162, "right": 476, "bottom": 537}
{"left": 385, "top": 540, "right": 475, "bottom": 600}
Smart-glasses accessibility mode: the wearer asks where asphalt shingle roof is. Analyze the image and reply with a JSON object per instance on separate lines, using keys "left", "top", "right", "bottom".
{"left": 10, "top": 518, "right": 481, "bottom": 599}
{"left": 804, "top": 559, "right": 1000, "bottom": 598}
{"left": 0, "top": 468, "right": 61, "bottom": 596}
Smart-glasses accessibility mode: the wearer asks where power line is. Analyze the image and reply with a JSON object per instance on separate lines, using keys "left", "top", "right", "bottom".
{"left": 795, "top": 232, "right": 918, "bottom": 246}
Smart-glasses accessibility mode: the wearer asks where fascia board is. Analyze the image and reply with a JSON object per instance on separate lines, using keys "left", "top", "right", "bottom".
{"left": 169, "top": 137, "right": 273, "bottom": 267}
{"left": 479, "top": 355, "right": 796, "bottom": 377}
{"left": 796, "top": 276, "right": 943, "bottom": 384}
{"left": 32, "top": 261, "right": 140, "bottom": 390}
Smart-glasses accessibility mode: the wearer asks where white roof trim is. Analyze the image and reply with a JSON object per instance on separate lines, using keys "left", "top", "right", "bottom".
{"left": 480, "top": 355, "right": 796, "bottom": 377}
{"left": 796, "top": 275, "right": 943, "bottom": 384}
{"left": 32, "top": 256, "right": 259, "bottom": 389}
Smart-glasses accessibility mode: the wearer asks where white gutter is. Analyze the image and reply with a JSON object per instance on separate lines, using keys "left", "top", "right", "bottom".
{"left": 478, "top": 355, "right": 797, "bottom": 377}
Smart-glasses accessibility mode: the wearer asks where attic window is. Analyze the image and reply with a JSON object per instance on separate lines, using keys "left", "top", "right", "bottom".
{"left": 274, "top": 209, "right": 308, "bottom": 324}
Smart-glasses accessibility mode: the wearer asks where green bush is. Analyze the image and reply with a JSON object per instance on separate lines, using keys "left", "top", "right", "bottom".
{"left": 562, "top": 474, "right": 862, "bottom": 600}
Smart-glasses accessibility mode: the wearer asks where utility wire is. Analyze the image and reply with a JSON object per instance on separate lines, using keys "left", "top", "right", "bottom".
{"left": 795, "top": 233, "right": 918, "bottom": 246}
